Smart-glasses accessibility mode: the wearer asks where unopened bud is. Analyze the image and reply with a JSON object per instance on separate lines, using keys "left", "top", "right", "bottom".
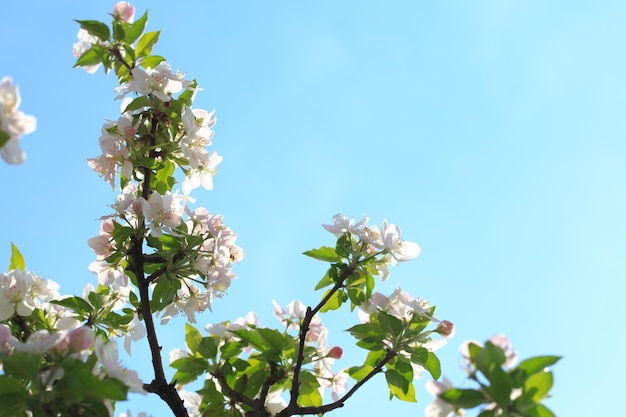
{"left": 113, "top": 2, "right": 135, "bottom": 23}
{"left": 68, "top": 326, "right": 95, "bottom": 351}
{"left": 436, "top": 320, "right": 455, "bottom": 338}
{"left": 328, "top": 346, "right": 343, "bottom": 359}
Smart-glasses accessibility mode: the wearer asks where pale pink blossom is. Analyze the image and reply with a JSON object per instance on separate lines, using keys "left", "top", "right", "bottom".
{"left": 182, "top": 150, "right": 223, "bottom": 195}
{"left": 68, "top": 326, "right": 95, "bottom": 352}
{"left": 123, "top": 314, "right": 146, "bottom": 355}
{"left": 113, "top": 2, "right": 135, "bottom": 23}
{"left": 137, "top": 192, "right": 183, "bottom": 236}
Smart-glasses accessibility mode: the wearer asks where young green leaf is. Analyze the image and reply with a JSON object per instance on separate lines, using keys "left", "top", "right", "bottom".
{"left": 9, "top": 242, "right": 25, "bottom": 270}
{"left": 303, "top": 246, "right": 340, "bottom": 262}
{"left": 136, "top": 31, "right": 161, "bottom": 58}
{"left": 75, "top": 19, "right": 110, "bottom": 41}
{"left": 124, "top": 10, "right": 148, "bottom": 44}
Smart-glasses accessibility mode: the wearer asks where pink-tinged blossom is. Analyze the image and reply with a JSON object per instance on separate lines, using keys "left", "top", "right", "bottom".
{"left": 68, "top": 326, "right": 95, "bottom": 352}
{"left": 330, "top": 370, "right": 348, "bottom": 401}
{"left": 13, "top": 330, "right": 67, "bottom": 354}
{"left": 0, "top": 270, "right": 60, "bottom": 321}
{"left": 272, "top": 299, "right": 324, "bottom": 342}
{"left": 72, "top": 29, "right": 103, "bottom": 74}
{"left": 0, "top": 77, "right": 36, "bottom": 164}
{"left": 322, "top": 213, "right": 369, "bottom": 236}
{"left": 95, "top": 338, "right": 146, "bottom": 394}
{"left": 115, "top": 62, "right": 186, "bottom": 102}
{"left": 436, "top": 320, "right": 456, "bottom": 339}
{"left": 425, "top": 377, "right": 465, "bottom": 417}
{"left": 358, "top": 287, "right": 432, "bottom": 323}
{"left": 137, "top": 192, "right": 183, "bottom": 237}
{"left": 113, "top": 2, "right": 135, "bottom": 23}
{"left": 328, "top": 346, "right": 343, "bottom": 359}
{"left": 488, "top": 334, "right": 518, "bottom": 368}
{"left": 0, "top": 324, "right": 16, "bottom": 352}
{"left": 88, "top": 120, "right": 133, "bottom": 189}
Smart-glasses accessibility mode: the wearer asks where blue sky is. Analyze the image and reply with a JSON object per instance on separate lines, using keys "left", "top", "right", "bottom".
{"left": 2, "top": 1, "right": 625, "bottom": 416}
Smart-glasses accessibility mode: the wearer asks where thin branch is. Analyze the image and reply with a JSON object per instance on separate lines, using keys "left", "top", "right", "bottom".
{"left": 282, "top": 264, "right": 356, "bottom": 413}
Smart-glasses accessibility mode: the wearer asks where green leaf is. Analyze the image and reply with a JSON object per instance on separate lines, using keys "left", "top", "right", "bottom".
{"left": 484, "top": 366, "right": 513, "bottom": 409}
{"left": 347, "top": 364, "right": 375, "bottom": 381}
{"left": 411, "top": 348, "right": 441, "bottom": 380}
{"left": 75, "top": 19, "right": 110, "bottom": 41}
{"left": 2, "top": 352, "right": 41, "bottom": 380}
{"left": 298, "top": 371, "right": 323, "bottom": 407}
{"left": 170, "top": 357, "right": 208, "bottom": 385}
{"left": 319, "top": 288, "right": 346, "bottom": 312}
{"left": 0, "top": 130, "right": 9, "bottom": 148}
{"left": 515, "top": 356, "right": 561, "bottom": 380}
{"left": 384, "top": 368, "right": 416, "bottom": 402}
{"left": 523, "top": 369, "right": 553, "bottom": 403}
{"left": 136, "top": 30, "right": 160, "bottom": 58}
{"left": 123, "top": 95, "right": 150, "bottom": 113}
{"left": 197, "top": 337, "right": 219, "bottom": 360}
{"left": 523, "top": 404, "right": 557, "bottom": 417}
{"left": 140, "top": 55, "right": 165, "bottom": 69}
{"left": 124, "top": 10, "right": 148, "bottom": 44}
{"left": 0, "top": 375, "right": 27, "bottom": 394}
{"left": 440, "top": 388, "right": 488, "bottom": 409}
{"left": 186, "top": 323, "right": 203, "bottom": 354}
{"left": 112, "top": 22, "right": 125, "bottom": 42}
{"left": 0, "top": 393, "right": 28, "bottom": 416}
{"left": 314, "top": 271, "right": 334, "bottom": 290}
{"left": 9, "top": 242, "right": 25, "bottom": 270}
{"left": 303, "top": 246, "right": 340, "bottom": 262}
{"left": 74, "top": 44, "right": 107, "bottom": 68}
{"left": 257, "top": 328, "right": 285, "bottom": 351}
{"left": 377, "top": 311, "right": 404, "bottom": 338}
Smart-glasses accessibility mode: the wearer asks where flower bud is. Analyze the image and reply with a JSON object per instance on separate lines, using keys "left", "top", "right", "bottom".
{"left": 0, "top": 324, "right": 14, "bottom": 352}
{"left": 328, "top": 346, "right": 343, "bottom": 359}
{"left": 113, "top": 2, "right": 135, "bottom": 23}
{"left": 436, "top": 320, "right": 455, "bottom": 338}
{"left": 68, "top": 326, "right": 95, "bottom": 351}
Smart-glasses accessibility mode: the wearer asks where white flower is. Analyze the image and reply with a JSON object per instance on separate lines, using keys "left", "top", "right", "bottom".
{"left": 322, "top": 213, "right": 369, "bottom": 236}
{"left": 0, "top": 77, "right": 36, "bottom": 164}
{"left": 179, "top": 390, "right": 202, "bottom": 417}
{"left": 425, "top": 378, "right": 465, "bottom": 417}
{"left": 264, "top": 390, "right": 288, "bottom": 415}
{"left": 182, "top": 151, "right": 223, "bottom": 195}
{"left": 123, "top": 313, "right": 147, "bottom": 355}
{"left": 380, "top": 220, "right": 421, "bottom": 263}
{"left": 115, "top": 62, "right": 186, "bottom": 102}
{"left": 138, "top": 192, "right": 183, "bottom": 236}
{"left": 95, "top": 338, "right": 146, "bottom": 394}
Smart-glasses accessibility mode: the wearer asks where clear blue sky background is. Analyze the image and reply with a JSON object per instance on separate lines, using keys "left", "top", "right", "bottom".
{"left": 2, "top": 1, "right": 625, "bottom": 416}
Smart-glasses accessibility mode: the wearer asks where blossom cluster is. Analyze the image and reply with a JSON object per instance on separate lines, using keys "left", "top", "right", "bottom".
{"left": 0, "top": 77, "right": 36, "bottom": 164}
{"left": 322, "top": 213, "right": 420, "bottom": 280}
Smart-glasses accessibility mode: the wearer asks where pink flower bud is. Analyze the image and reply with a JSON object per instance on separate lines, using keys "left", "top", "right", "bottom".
{"left": 436, "top": 320, "right": 455, "bottom": 338}
{"left": 113, "top": 2, "right": 135, "bottom": 23}
{"left": 0, "top": 324, "right": 14, "bottom": 352}
{"left": 328, "top": 346, "right": 343, "bottom": 359}
{"left": 68, "top": 326, "right": 95, "bottom": 351}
